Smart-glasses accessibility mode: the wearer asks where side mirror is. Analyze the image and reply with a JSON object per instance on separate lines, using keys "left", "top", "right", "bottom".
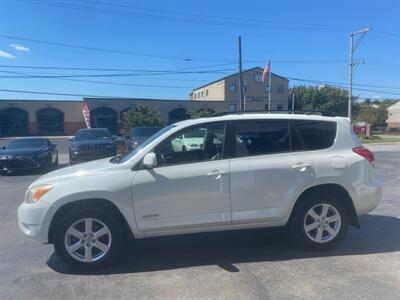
{"left": 112, "top": 135, "right": 118, "bottom": 140}
{"left": 69, "top": 137, "right": 74, "bottom": 142}
{"left": 142, "top": 152, "right": 157, "bottom": 169}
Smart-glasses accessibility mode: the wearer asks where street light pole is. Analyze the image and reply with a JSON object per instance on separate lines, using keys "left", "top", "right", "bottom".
{"left": 348, "top": 27, "right": 371, "bottom": 123}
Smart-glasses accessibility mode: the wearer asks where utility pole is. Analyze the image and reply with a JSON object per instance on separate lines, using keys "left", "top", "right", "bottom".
{"left": 348, "top": 27, "right": 371, "bottom": 123}
{"left": 291, "top": 87, "right": 295, "bottom": 113}
{"left": 238, "top": 36, "right": 244, "bottom": 112}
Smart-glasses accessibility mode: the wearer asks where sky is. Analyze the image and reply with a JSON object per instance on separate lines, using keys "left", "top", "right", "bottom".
{"left": 0, "top": 0, "right": 399, "bottom": 101}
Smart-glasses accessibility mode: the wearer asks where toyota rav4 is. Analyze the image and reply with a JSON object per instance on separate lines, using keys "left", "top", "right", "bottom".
{"left": 18, "top": 113, "right": 382, "bottom": 270}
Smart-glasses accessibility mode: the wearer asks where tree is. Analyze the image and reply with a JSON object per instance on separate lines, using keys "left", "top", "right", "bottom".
{"left": 189, "top": 108, "right": 215, "bottom": 119}
{"left": 121, "top": 105, "right": 163, "bottom": 134}
{"left": 293, "top": 85, "right": 350, "bottom": 116}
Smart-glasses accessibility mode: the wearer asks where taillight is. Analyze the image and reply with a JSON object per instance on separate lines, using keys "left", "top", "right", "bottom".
{"left": 352, "top": 147, "right": 375, "bottom": 165}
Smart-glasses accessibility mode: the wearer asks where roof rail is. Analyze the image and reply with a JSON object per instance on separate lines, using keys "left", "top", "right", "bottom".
{"left": 209, "top": 110, "right": 333, "bottom": 117}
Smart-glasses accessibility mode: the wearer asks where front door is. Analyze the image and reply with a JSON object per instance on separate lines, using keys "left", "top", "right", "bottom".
{"left": 132, "top": 122, "right": 231, "bottom": 232}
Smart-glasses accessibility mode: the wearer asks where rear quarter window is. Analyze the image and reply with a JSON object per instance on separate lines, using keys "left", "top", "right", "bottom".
{"left": 291, "top": 120, "right": 337, "bottom": 151}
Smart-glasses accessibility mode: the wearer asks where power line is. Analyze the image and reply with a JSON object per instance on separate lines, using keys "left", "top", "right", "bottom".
{"left": 0, "top": 63, "right": 235, "bottom": 72}
{"left": 16, "top": 0, "right": 352, "bottom": 32}
{"left": 0, "top": 33, "right": 235, "bottom": 63}
{"left": 0, "top": 88, "right": 129, "bottom": 98}
{"left": 286, "top": 76, "right": 400, "bottom": 96}
{"left": 0, "top": 70, "right": 194, "bottom": 89}
{"left": 0, "top": 68, "right": 234, "bottom": 79}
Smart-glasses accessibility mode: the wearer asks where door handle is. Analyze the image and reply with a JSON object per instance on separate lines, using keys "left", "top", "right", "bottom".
{"left": 292, "top": 163, "right": 311, "bottom": 172}
{"left": 206, "top": 170, "right": 227, "bottom": 179}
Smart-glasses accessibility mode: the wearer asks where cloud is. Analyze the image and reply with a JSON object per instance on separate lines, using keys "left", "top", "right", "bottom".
{"left": 9, "top": 43, "right": 30, "bottom": 52}
{"left": 0, "top": 50, "right": 15, "bottom": 59}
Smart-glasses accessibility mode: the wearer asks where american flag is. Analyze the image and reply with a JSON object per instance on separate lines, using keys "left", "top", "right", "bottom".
{"left": 261, "top": 60, "right": 271, "bottom": 83}
{"left": 82, "top": 102, "right": 91, "bottom": 128}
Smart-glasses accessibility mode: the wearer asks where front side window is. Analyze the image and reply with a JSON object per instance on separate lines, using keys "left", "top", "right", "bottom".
{"left": 291, "top": 120, "right": 337, "bottom": 151}
{"left": 234, "top": 120, "right": 290, "bottom": 158}
{"left": 154, "top": 122, "right": 226, "bottom": 166}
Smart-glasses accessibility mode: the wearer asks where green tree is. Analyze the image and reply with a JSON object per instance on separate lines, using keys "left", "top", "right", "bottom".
{"left": 293, "top": 85, "right": 350, "bottom": 116}
{"left": 189, "top": 108, "right": 215, "bottom": 119}
{"left": 121, "top": 105, "right": 163, "bottom": 135}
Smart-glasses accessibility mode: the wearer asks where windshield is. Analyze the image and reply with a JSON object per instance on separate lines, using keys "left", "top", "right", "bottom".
{"left": 117, "top": 125, "right": 176, "bottom": 163}
{"left": 130, "top": 127, "right": 161, "bottom": 137}
{"left": 74, "top": 129, "right": 111, "bottom": 141}
{"left": 8, "top": 139, "right": 47, "bottom": 149}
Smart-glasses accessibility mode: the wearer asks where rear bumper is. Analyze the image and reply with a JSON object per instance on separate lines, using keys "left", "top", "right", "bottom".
{"left": 352, "top": 178, "right": 383, "bottom": 215}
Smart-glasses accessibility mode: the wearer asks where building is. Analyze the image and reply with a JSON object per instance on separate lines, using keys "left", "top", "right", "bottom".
{"left": 387, "top": 101, "right": 400, "bottom": 129}
{"left": 190, "top": 67, "right": 289, "bottom": 111}
{"left": 0, "top": 98, "right": 235, "bottom": 137}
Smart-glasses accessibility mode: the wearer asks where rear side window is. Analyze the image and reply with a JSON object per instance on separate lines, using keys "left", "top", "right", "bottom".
{"left": 234, "top": 120, "right": 290, "bottom": 157}
{"left": 291, "top": 120, "right": 337, "bottom": 151}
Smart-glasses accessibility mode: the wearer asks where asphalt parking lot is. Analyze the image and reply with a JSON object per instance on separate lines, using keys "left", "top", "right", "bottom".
{"left": 0, "top": 142, "right": 399, "bottom": 300}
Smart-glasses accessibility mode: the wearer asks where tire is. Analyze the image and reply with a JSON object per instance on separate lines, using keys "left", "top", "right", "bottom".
{"left": 288, "top": 192, "right": 349, "bottom": 251}
{"left": 53, "top": 208, "right": 124, "bottom": 270}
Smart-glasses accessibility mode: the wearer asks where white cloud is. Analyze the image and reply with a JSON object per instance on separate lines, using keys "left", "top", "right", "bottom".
{"left": 9, "top": 43, "right": 30, "bottom": 52}
{"left": 0, "top": 50, "right": 15, "bottom": 59}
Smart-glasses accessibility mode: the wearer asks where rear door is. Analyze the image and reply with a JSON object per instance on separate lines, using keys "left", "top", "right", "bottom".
{"left": 229, "top": 119, "right": 316, "bottom": 224}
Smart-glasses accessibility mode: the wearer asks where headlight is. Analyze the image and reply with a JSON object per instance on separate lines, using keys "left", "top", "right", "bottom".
{"left": 25, "top": 185, "right": 54, "bottom": 203}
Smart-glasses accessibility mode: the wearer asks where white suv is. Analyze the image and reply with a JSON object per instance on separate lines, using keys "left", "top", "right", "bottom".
{"left": 18, "top": 113, "right": 382, "bottom": 269}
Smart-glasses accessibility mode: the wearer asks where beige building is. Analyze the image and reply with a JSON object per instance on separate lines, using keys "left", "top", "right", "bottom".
{"left": 190, "top": 67, "right": 289, "bottom": 111}
{"left": 387, "top": 101, "right": 400, "bottom": 129}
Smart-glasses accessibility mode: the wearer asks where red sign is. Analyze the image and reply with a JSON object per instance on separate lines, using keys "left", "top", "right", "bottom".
{"left": 82, "top": 102, "right": 91, "bottom": 128}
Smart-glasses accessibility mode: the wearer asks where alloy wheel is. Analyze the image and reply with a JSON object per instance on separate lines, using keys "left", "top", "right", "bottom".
{"left": 303, "top": 203, "right": 342, "bottom": 244}
{"left": 64, "top": 218, "right": 112, "bottom": 263}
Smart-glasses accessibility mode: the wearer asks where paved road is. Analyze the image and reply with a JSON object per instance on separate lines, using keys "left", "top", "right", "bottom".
{"left": 0, "top": 145, "right": 399, "bottom": 300}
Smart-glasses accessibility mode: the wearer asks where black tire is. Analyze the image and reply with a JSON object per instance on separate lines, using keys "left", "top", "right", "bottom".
{"left": 288, "top": 192, "right": 349, "bottom": 251}
{"left": 53, "top": 208, "right": 124, "bottom": 270}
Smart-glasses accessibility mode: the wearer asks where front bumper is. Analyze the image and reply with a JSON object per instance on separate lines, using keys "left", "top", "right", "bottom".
{"left": 0, "top": 157, "right": 48, "bottom": 172}
{"left": 18, "top": 200, "right": 56, "bottom": 243}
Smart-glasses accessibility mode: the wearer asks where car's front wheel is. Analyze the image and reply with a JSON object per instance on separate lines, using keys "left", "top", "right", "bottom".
{"left": 53, "top": 209, "right": 123, "bottom": 270}
{"left": 289, "top": 193, "right": 349, "bottom": 251}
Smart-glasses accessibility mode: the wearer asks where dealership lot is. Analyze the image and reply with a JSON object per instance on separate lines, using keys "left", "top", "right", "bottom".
{"left": 0, "top": 143, "right": 399, "bottom": 300}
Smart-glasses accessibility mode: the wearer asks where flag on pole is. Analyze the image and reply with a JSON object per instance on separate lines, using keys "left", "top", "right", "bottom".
{"left": 82, "top": 102, "right": 91, "bottom": 128}
{"left": 261, "top": 60, "right": 271, "bottom": 83}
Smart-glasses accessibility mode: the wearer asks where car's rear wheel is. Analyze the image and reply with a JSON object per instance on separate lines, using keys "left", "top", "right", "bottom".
{"left": 53, "top": 209, "right": 123, "bottom": 270}
{"left": 289, "top": 193, "right": 349, "bottom": 251}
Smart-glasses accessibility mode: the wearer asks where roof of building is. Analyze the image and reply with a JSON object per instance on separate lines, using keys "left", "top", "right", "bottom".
{"left": 387, "top": 101, "right": 400, "bottom": 110}
{"left": 192, "top": 67, "right": 289, "bottom": 91}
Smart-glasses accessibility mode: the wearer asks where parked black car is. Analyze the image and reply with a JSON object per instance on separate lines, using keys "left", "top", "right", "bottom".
{"left": 125, "top": 126, "right": 162, "bottom": 151}
{"left": 0, "top": 138, "right": 58, "bottom": 174}
{"left": 69, "top": 128, "right": 117, "bottom": 164}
